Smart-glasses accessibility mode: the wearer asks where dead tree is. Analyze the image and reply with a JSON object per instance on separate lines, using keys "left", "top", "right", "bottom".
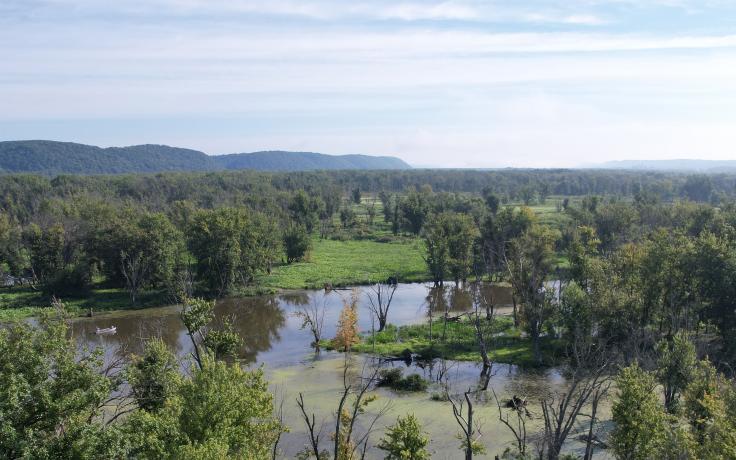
{"left": 297, "top": 357, "right": 388, "bottom": 460}
{"left": 366, "top": 281, "right": 397, "bottom": 332}
{"left": 471, "top": 284, "right": 495, "bottom": 390}
{"left": 538, "top": 340, "right": 612, "bottom": 460}
{"left": 449, "top": 389, "right": 484, "bottom": 460}
{"left": 272, "top": 386, "right": 287, "bottom": 460}
{"left": 492, "top": 388, "right": 529, "bottom": 458}
{"left": 583, "top": 381, "right": 611, "bottom": 460}
{"left": 296, "top": 393, "right": 327, "bottom": 460}
{"left": 294, "top": 295, "right": 327, "bottom": 351}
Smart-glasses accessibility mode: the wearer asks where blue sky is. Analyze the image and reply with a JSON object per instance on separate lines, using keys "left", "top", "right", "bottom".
{"left": 2, "top": 0, "right": 736, "bottom": 167}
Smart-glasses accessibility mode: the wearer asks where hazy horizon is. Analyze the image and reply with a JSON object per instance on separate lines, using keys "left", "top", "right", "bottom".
{"left": 2, "top": 1, "right": 736, "bottom": 168}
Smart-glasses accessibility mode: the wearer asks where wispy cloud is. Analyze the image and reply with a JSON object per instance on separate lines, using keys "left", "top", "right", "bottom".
{"left": 3, "top": 0, "right": 736, "bottom": 166}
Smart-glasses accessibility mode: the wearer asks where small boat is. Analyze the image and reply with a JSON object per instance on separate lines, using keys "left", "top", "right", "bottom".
{"left": 95, "top": 326, "right": 117, "bottom": 335}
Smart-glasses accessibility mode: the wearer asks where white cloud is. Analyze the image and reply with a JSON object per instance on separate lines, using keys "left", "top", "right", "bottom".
{"left": 2, "top": 0, "right": 614, "bottom": 25}
{"left": 563, "top": 14, "right": 607, "bottom": 25}
{"left": 3, "top": 0, "right": 736, "bottom": 165}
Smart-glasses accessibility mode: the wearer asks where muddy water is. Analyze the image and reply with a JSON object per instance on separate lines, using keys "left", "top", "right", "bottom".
{"left": 71, "top": 283, "right": 513, "bottom": 367}
{"left": 71, "top": 283, "right": 609, "bottom": 459}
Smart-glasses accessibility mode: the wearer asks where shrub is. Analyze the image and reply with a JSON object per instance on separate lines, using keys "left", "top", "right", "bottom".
{"left": 283, "top": 224, "right": 311, "bottom": 263}
{"left": 378, "top": 368, "right": 428, "bottom": 392}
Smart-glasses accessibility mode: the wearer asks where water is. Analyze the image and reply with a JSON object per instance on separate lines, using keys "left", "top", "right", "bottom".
{"left": 71, "top": 283, "right": 514, "bottom": 368}
{"left": 70, "top": 283, "right": 608, "bottom": 458}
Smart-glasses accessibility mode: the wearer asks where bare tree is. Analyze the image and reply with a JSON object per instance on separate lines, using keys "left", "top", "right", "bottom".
{"left": 538, "top": 340, "right": 613, "bottom": 460}
{"left": 297, "top": 357, "right": 389, "bottom": 460}
{"left": 272, "top": 386, "right": 287, "bottom": 460}
{"left": 471, "top": 284, "right": 495, "bottom": 390}
{"left": 448, "top": 388, "right": 484, "bottom": 460}
{"left": 583, "top": 381, "right": 611, "bottom": 460}
{"left": 120, "top": 250, "right": 150, "bottom": 305}
{"left": 296, "top": 392, "right": 327, "bottom": 460}
{"left": 492, "top": 388, "right": 530, "bottom": 458}
{"left": 294, "top": 295, "right": 327, "bottom": 351}
{"left": 366, "top": 281, "right": 397, "bottom": 332}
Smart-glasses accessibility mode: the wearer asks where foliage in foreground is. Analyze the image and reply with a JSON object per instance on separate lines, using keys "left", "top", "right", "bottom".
{"left": 611, "top": 360, "right": 736, "bottom": 460}
{"left": 377, "top": 414, "right": 430, "bottom": 460}
{"left": 0, "top": 307, "right": 282, "bottom": 459}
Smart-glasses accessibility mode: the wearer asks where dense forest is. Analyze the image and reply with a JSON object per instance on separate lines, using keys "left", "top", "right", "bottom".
{"left": 4, "top": 168, "right": 736, "bottom": 458}
{"left": 0, "top": 168, "right": 731, "bottom": 223}
{"left": 0, "top": 141, "right": 410, "bottom": 175}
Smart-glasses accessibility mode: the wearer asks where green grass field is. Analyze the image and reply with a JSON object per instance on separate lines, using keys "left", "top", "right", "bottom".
{"left": 0, "top": 286, "right": 170, "bottom": 321}
{"left": 258, "top": 236, "right": 428, "bottom": 290}
{"left": 0, "top": 195, "right": 576, "bottom": 321}
{"left": 329, "top": 316, "right": 560, "bottom": 368}
{"left": 0, "top": 236, "right": 429, "bottom": 320}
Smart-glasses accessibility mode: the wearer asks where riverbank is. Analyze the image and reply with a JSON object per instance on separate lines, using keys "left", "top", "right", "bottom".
{"left": 327, "top": 316, "right": 562, "bottom": 368}
{"left": 0, "top": 237, "right": 429, "bottom": 321}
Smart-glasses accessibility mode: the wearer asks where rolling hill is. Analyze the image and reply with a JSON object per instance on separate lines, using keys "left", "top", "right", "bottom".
{"left": 0, "top": 140, "right": 411, "bottom": 175}
{"left": 214, "top": 150, "right": 409, "bottom": 171}
{"left": 590, "top": 159, "right": 736, "bottom": 172}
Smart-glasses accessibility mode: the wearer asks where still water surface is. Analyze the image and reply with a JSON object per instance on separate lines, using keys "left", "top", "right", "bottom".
{"left": 71, "top": 283, "right": 604, "bottom": 459}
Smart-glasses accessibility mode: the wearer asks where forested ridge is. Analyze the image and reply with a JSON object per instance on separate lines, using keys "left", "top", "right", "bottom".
{"left": 0, "top": 140, "right": 410, "bottom": 174}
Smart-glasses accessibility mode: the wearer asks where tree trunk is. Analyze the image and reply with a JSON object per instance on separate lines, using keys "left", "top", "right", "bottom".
{"left": 465, "top": 392, "right": 474, "bottom": 460}
{"left": 531, "top": 324, "right": 542, "bottom": 364}
{"left": 584, "top": 391, "right": 601, "bottom": 460}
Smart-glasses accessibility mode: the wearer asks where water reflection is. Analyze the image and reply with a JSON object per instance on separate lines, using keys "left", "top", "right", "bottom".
{"left": 217, "top": 297, "right": 285, "bottom": 363}
{"left": 71, "top": 282, "right": 514, "bottom": 369}
{"left": 64, "top": 282, "right": 593, "bottom": 458}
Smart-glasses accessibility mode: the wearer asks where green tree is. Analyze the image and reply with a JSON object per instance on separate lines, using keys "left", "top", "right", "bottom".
{"left": 693, "top": 231, "right": 736, "bottom": 355}
{"left": 640, "top": 230, "right": 696, "bottom": 335}
{"left": 126, "top": 358, "right": 282, "bottom": 459}
{"left": 188, "top": 208, "right": 273, "bottom": 294}
{"left": 24, "top": 223, "right": 65, "bottom": 284}
{"left": 351, "top": 188, "right": 361, "bottom": 204}
{"left": 479, "top": 206, "right": 534, "bottom": 282}
{"left": 89, "top": 211, "right": 184, "bottom": 302}
{"left": 423, "top": 212, "right": 479, "bottom": 286}
{"left": 423, "top": 215, "right": 448, "bottom": 286}
{"left": 401, "top": 188, "right": 431, "bottom": 235}
{"left": 377, "top": 414, "right": 430, "bottom": 460}
{"left": 128, "top": 338, "right": 181, "bottom": 413}
{"left": 611, "top": 363, "right": 681, "bottom": 460}
{"left": 683, "top": 360, "right": 736, "bottom": 457}
{"left": 289, "top": 190, "right": 325, "bottom": 234}
{"left": 559, "top": 282, "right": 593, "bottom": 352}
{"left": 181, "top": 297, "right": 241, "bottom": 368}
{"left": 507, "top": 225, "right": 558, "bottom": 364}
{"left": 445, "top": 213, "right": 479, "bottom": 285}
{"left": 340, "top": 206, "right": 357, "bottom": 228}
{"left": 656, "top": 332, "right": 696, "bottom": 413}
{"left": 24, "top": 222, "right": 90, "bottom": 295}
{"left": 0, "top": 313, "right": 122, "bottom": 459}
{"left": 283, "top": 224, "right": 311, "bottom": 263}
{"left": 0, "top": 213, "right": 26, "bottom": 274}
{"left": 594, "top": 202, "right": 637, "bottom": 252}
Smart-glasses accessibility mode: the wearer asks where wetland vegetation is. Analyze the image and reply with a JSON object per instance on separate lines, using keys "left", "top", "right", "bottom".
{"left": 4, "top": 169, "right": 736, "bottom": 458}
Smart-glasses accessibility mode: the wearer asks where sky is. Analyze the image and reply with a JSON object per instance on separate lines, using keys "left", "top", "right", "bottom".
{"left": 2, "top": 1, "right": 736, "bottom": 167}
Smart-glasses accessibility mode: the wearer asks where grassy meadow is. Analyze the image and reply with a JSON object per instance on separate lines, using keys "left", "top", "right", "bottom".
{"left": 332, "top": 316, "right": 560, "bottom": 368}
{"left": 0, "top": 195, "right": 570, "bottom": 321}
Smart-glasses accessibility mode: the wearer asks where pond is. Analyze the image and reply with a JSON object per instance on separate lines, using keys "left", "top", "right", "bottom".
{"left": 71, "top": 283, "right": 608, "bottom": 459}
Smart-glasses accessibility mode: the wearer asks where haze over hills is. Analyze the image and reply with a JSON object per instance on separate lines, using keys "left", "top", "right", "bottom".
{"left": 589, "top": 159, "right": 736, "bottom": 172}
{"left": 0, "top": 140, "right": 411, "bottom": 175}
{"left": 217, "top": 150, "right": 409, "bottom": 171}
